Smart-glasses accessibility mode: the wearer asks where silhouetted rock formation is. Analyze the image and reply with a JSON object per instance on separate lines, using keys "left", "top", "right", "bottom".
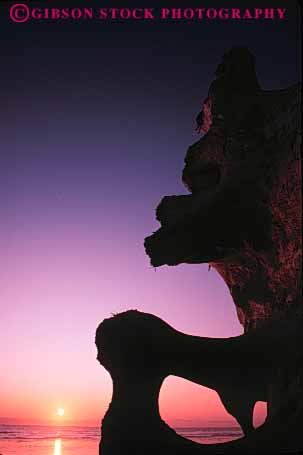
{"left": 97, "top": 48, "right": 302, "bottom": 453}
{"left": 96, "top": 311, "right": 302, "bottom": 454}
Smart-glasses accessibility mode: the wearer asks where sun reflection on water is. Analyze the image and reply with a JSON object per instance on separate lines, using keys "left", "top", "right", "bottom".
{"left": 54, "top": 438, "right": 62, "bottom": 455}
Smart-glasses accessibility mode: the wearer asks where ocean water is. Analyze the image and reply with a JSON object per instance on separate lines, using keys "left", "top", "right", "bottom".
{"left": 0, "top": 424, "right": 243, "bottom": 454}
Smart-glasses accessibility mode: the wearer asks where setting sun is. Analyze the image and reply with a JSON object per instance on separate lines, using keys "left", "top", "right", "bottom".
{"left": 56, "top": 408, "right": 65, "bottom": 417}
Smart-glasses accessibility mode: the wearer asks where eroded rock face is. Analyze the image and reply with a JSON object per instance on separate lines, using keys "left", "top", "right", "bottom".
{"left": 144, "top": 47, "right": 302, "bottom": 448}
{"left": 96, "top": 311, "right": 302, "bottom": 454}
{"left": 97, "top": 48, "right": 302, "bottom": 453}
{"left": 145, "top": 47, "right": 301, "bottom": 332}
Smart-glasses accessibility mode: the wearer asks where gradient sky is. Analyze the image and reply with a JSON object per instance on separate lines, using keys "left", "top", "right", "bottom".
{"left": 0, "top": 1, "right": 300, "bottom": 428}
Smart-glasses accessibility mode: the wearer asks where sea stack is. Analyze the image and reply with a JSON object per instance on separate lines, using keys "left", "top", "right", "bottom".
{"left": 98, "top": 48, "right": 302, "bottom": 454}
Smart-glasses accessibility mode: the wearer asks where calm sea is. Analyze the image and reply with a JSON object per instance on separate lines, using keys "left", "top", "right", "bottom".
{"left": 0, "top": 424, "right": 243, "bottom": 454}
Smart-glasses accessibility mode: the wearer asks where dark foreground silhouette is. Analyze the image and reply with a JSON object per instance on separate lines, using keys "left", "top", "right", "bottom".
{"left": 96, "top": 48, "right": 302, "bottom": 453}
{"left": 96, "top": 310, "right": 302, "bottom": 454}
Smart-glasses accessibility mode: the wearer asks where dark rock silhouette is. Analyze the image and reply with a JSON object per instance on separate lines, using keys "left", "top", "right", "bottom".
{"left": 97, "top": 48, "right": 302, "bottom": 453}
{"left": 96, "top": 311, "right": 300, "bottom": 442}
{"left": 96, "top": 311, "right": 302, "bottom": 454}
